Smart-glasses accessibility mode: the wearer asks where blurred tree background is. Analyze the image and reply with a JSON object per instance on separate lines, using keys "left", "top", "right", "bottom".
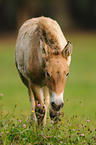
{"left": 0, "top": 0, "right": 96, "bottom": 32}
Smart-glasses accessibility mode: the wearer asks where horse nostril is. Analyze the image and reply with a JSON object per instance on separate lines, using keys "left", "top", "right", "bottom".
{"left": 51, "top": 102, "right": 64, "bottom": 111}
{"left": 58, "top": 103, "right": 64, "bottom": 109}
{"left": 51, "top": 102, "right": 55, "bottom": 108}
{"left": 61, "top": 103, "right": 64, "bottom": 108}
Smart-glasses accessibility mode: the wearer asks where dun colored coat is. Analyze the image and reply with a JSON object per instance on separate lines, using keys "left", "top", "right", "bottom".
{"left": 15, "top": 16, "right": 72, "bottom": 125}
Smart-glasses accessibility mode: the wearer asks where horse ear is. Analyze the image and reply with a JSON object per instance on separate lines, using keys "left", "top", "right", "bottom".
{"left": 40, "top": 39, "right": 52, "bottom": 56}
{"left": 62, "top": 41, "right": 72, "bottom": 58}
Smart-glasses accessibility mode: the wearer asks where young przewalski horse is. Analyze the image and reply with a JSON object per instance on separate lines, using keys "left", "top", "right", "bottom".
{"left": 15, "top": 16, "right": 72, "bottom": 126}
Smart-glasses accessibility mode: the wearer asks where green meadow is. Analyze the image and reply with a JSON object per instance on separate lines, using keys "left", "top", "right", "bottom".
{"left": 0, "top": 32, "right": 96, "bottom": 144}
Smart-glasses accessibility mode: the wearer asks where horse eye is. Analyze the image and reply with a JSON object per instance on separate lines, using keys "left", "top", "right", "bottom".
{"left": 66, "top": 72, "right": 69, "bottom": 77}
{"left": 46, "top": 72, "right": 50, "bottom": 77}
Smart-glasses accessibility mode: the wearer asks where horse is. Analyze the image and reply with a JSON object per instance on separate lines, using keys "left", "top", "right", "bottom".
{"left": 15, "top": 16, "right": 72, "bottom": 126}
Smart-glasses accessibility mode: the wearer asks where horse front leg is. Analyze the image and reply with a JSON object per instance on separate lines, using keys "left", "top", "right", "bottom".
{"left": 43, "top": 86, "right": 50, "bottom": 126}
{"left": 31, "top": 84, "right": 45, "bottom": 125}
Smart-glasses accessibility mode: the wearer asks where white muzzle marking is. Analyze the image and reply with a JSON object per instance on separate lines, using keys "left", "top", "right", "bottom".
{"left": 51, "top": 92, "right": 64, "bottom": 106}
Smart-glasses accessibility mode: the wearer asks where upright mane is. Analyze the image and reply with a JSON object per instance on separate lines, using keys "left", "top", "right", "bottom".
{"left": 39, "top": 16, "right": 67, "bottom": 50}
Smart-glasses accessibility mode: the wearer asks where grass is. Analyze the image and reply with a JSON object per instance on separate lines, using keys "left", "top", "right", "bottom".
{"left": 0, "top": 31, "right": 96, "bottom": 144}
{"left": 0, "top": 106, "right": 96, "bottom": 144}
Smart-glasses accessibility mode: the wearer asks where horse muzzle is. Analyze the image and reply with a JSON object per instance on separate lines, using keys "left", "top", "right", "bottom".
{"left": 50, "top": 92, "right": 64, "bottom": 111}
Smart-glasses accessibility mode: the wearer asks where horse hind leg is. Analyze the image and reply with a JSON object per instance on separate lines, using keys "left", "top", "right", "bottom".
{"left": 16, "top": 64, "right": 37, "bottom": 122}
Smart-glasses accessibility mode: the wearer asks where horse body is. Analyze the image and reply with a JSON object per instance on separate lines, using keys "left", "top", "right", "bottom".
{"left": 15, "top": 16, "right": 72, "bottom": 125}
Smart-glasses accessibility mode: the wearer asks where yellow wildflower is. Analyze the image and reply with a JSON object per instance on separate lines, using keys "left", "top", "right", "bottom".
{"left": 62, "top": 121, "right": 64, "bottom": 124}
